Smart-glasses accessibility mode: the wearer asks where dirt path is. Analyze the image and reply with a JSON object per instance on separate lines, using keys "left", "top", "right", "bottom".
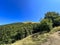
{"left": 41, "top": 31, "right": 60, "bottom": 45}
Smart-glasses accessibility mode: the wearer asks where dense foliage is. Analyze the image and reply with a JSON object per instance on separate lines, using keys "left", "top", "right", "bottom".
{"left": 45, "top": 12, "right": 60, "bottom": 26}
{"left": 0, "top": 12, "right": 60, "bottom": 44}
{"left": 39, "top": 19, "right": 53, "bottom": 33}
{"left": 0, "top": 22, "right": 39, "bottom": 44}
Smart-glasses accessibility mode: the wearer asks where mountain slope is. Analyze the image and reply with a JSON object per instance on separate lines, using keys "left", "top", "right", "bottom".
{"left": 11, "top": 33, "right": 48, "bottom": 45}
{"left": 11, "top": 27, "right": 60, "bottom": 45}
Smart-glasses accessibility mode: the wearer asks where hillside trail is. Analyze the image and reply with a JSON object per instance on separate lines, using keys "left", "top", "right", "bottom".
{"left": 41, "top": 31, "right": 60, "bottom": 45}
{"left": 11, "top": 31, "right": 60, "bottom": 45}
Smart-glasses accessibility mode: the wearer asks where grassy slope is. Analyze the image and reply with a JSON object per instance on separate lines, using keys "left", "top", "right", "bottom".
{"left": 11, "top": 33, "right": 49, "bottom": 45}
{"left": 11, "top": 26, "right": 60, "bottom": 45}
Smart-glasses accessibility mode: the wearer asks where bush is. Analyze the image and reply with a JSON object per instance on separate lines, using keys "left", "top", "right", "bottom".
{"left": 39, "top": 19, "right": 53, "bottom": 33}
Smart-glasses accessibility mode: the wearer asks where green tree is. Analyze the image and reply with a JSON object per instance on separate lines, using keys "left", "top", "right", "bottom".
{"left": 45, "top": 12, "right": 60, "bottom": 27}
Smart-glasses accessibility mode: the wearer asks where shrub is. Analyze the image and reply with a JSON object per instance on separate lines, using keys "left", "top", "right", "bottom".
{"left": 39, "top": 19, "right": 53, "bottom": 33}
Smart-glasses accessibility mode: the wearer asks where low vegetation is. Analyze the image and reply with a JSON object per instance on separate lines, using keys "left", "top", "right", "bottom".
{"left": 12, "top": 26, "right": 60, "bottom": 45}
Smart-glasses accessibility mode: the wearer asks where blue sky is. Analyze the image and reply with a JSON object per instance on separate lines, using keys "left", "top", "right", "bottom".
{"left": 0, "top": 0, "right": 60, "bottom": 25}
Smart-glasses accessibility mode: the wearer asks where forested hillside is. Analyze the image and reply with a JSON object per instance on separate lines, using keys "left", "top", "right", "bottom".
{"left": 0, "top": 12, "right": 60, "bottom": 45}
